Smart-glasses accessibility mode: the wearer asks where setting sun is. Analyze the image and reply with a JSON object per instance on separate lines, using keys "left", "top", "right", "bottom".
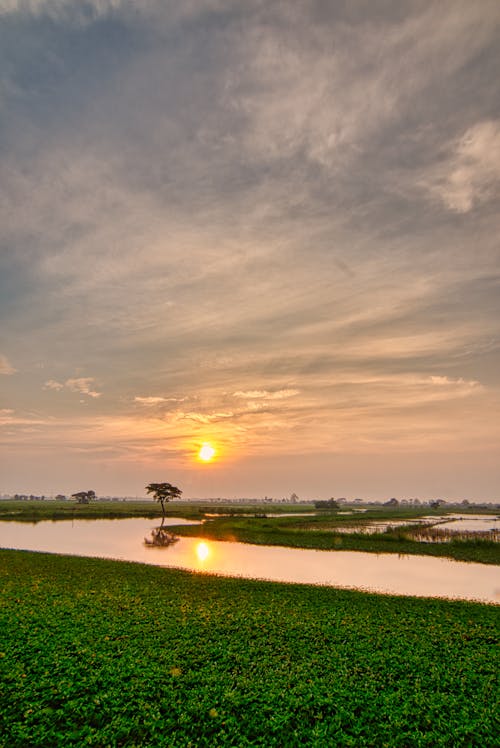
{"left": 198, "top": 443, "right": 216, "bottom": 462}
{"left": 196, "top": 542, "right": 210, "bottom": 561}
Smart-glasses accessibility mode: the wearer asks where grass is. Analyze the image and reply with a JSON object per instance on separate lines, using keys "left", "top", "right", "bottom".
{"left": 0, "top": 500, "right": 184, "bottom": 522}
{"left": 0, "top": 549, "right": 498, "bottom": 747}
{"left": 0, "top": 500, "right": 313, "bottom": 523}
{"left": 1, "top": 501, "right": 499, "bottom": 565}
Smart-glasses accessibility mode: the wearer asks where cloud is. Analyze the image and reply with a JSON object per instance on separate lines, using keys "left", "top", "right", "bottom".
{"left": 428, "top": 375, "right": 479, "bottom": 388}
{"left": 44, "top": 379, "right": 64, "bottom": 391}
{"left": 174, "top": 410, "right": 234, "bottom": 424}
{"left": 65, "top": 378, "right": 101, "bottom": 398}
{"left": 134, "top": 396, "right": 169, "bottom": 406}
{"left": 233, "top": 389, "right": 299, "bottom": 400}
{"left": 423, "top": 120, "right": 500, "bottom": 212}
{"left": 0, "top": 408, "right": 48, "bottom": 427}
{"left": 0, "top": 355, "right": 16, "bottom": 375}
{"left": 44, "top": 378, "right": 101, "bottom": 398}
{"left": 0, "top": 0, "right": 124, "bottom": 23}
{"left": 134, "top": 395, "right": 186, "bottom": 406}
{"left": 223, "top": 2, "right": 500, "bottom": 176}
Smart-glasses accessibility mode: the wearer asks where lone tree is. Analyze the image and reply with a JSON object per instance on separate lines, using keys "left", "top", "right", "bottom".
{"left": 71, "top": 490, "right": 96, "bottom": 504}
{"left": 146, "top": 482, "right": 182, "bottom": 516}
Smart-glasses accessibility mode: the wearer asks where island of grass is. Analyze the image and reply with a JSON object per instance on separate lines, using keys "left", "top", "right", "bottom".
{"left": 0, "top": 549, "right": 498, "bottom": 747}
{"left": 1, "top": 499, "right": 498, "bottom": 565}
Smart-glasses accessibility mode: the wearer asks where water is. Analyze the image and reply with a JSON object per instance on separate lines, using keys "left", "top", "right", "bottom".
{"left": 0, "top": 518, "right": 498, "bottom": 604}
{"left": 435, "top": 515, "right": 499, "bottom": 532}
{"left": 321, "top": 514, "right": 499, "bottom": 536}
{"left": 203, "top": 512, "right": 316, "bottom": 518}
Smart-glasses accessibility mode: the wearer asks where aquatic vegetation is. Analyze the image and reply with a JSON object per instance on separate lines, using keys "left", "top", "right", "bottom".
{"left": 0, "top": 550, "right": 498, "bottom": 746}
{"left": 402, "top": 526, "right": 499, "bottom": 544}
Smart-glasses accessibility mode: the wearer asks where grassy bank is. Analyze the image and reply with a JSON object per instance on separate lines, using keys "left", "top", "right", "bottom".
{"left": 0, "top": 500, "right": 186, "bottom": 522}
{"left": 0, "top": 550, "right": 498, "bottom": 747}
{"left": 0, "top": 500, "right": 313, "bottom": 523}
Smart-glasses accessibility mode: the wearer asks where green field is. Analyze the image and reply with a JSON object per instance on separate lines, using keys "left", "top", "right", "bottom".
{"left": 1, "top": 500, "right": 498, "bottom": 565}
{"left": 0, "top": 550, "right": 498, "bottom": 747}
{"left": 0, "top": 500, "right": 181, "bottom": 522}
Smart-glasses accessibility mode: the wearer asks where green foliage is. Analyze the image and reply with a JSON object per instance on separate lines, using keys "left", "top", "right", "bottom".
{"left": 314, "top": 498, "right": 339, "bottom": 509}
{"left": 0, "top": 550, "right": 498, "bottom": 747}
{"left": 145, "top": 483, "right": 182, "bottom": 515}
{"left": 71, "top": 490, "right": 96, "bottom": 504}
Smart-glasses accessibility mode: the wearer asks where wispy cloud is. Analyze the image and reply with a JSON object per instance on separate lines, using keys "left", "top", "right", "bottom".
{"left": 233, "top": 389, "right": 299, "bottom": 400}
{"left": 0, "top": 355, "right": 16, "bottom": 375}
{"left": 174, "top": 410, "right": 235, "bottom": 424}
{"left": 44, "top": 380, "right": 64, "bottom": 391}
{"left": 0, "top": 0, "right": 124, "bottom": 23}
{"left": 422, "top": 120, "right": 500, "bottom": 212}
{"left": 134, "top": 396, "right": 182, "bottom": 406}
{"left": 44, "top": 378, "right": 101, "bottom": 398}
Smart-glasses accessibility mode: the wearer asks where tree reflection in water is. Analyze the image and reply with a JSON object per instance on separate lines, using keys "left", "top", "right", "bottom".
{"left": 144, "top": 519, "right": 179, "bottom": 548}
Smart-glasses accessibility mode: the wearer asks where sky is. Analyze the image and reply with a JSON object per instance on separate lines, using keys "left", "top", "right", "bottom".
{"left": 1, "top": 0, "right": 500, "bottom": 501}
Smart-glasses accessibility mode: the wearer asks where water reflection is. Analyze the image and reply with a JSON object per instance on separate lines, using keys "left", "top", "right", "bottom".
{"left": 204, "top": 512, "right": 315, "bottom": 518}
{"left": 0, "top": 518, "right": 498, "bottom": 604}
{"left": 196, "top": 541, "right": 210, "bottom": 561}
{"left": 144, "top": 524, "right": 179, "bottom": 547}
{"left": 437, "top": 516, "right": 499, "bottom": 532}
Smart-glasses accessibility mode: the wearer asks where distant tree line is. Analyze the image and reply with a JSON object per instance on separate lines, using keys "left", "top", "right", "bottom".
{"left": 13, "top": 494, "right": 47, "bottom": 501}
{"left": 314, "top": 498, "right": 339, "bottom": 509}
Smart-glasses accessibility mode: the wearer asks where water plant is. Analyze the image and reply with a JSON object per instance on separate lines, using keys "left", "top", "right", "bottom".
{"left": 0, "top": 549, "right": 498, "bottom": 747}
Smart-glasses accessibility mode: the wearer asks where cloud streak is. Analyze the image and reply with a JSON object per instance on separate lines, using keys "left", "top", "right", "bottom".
{"left": 44, "top": 378, "right": 101, "bottom": 398}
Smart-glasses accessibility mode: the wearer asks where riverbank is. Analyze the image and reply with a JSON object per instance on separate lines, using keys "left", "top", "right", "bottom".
{"left": 0, "top": 550, "right": 498, "bottom": 747}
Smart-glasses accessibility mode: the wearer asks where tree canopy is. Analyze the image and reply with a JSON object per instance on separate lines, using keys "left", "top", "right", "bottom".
{"left": 146, "top": 483, "right": 182, "bottom": 515}
{"left": 71, "top": 490, "right": 96, "bottom": 504}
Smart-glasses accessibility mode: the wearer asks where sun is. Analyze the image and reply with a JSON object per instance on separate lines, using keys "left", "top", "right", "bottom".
{"left": 198, "top": 442, "right": 216, "bottom": 462}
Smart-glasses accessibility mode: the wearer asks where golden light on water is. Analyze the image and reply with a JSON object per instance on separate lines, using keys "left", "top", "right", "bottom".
{"left": 196, "top": 541, "right": 210, "bottom": 561}
{"left": 198, "top": 443, "right": 216, "bottom": 462}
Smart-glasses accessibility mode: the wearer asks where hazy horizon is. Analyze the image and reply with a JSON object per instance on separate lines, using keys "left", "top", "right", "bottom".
{"left": 1, "top": 1, "right": 499, "bottom": 501}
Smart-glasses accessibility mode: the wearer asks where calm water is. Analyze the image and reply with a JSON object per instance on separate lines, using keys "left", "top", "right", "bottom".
{"left": 326, "top": 514, "right": 499, "bottom": 535}
{"left": 1, "top": 518, "right": 498, "bottom": 604}
{"left": 436, "top": 515, "right": 499, "bottom": 532}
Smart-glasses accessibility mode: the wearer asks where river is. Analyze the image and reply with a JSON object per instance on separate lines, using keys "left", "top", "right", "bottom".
{"left": 0, "top": 517, "right": 498, "bottom": 604}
